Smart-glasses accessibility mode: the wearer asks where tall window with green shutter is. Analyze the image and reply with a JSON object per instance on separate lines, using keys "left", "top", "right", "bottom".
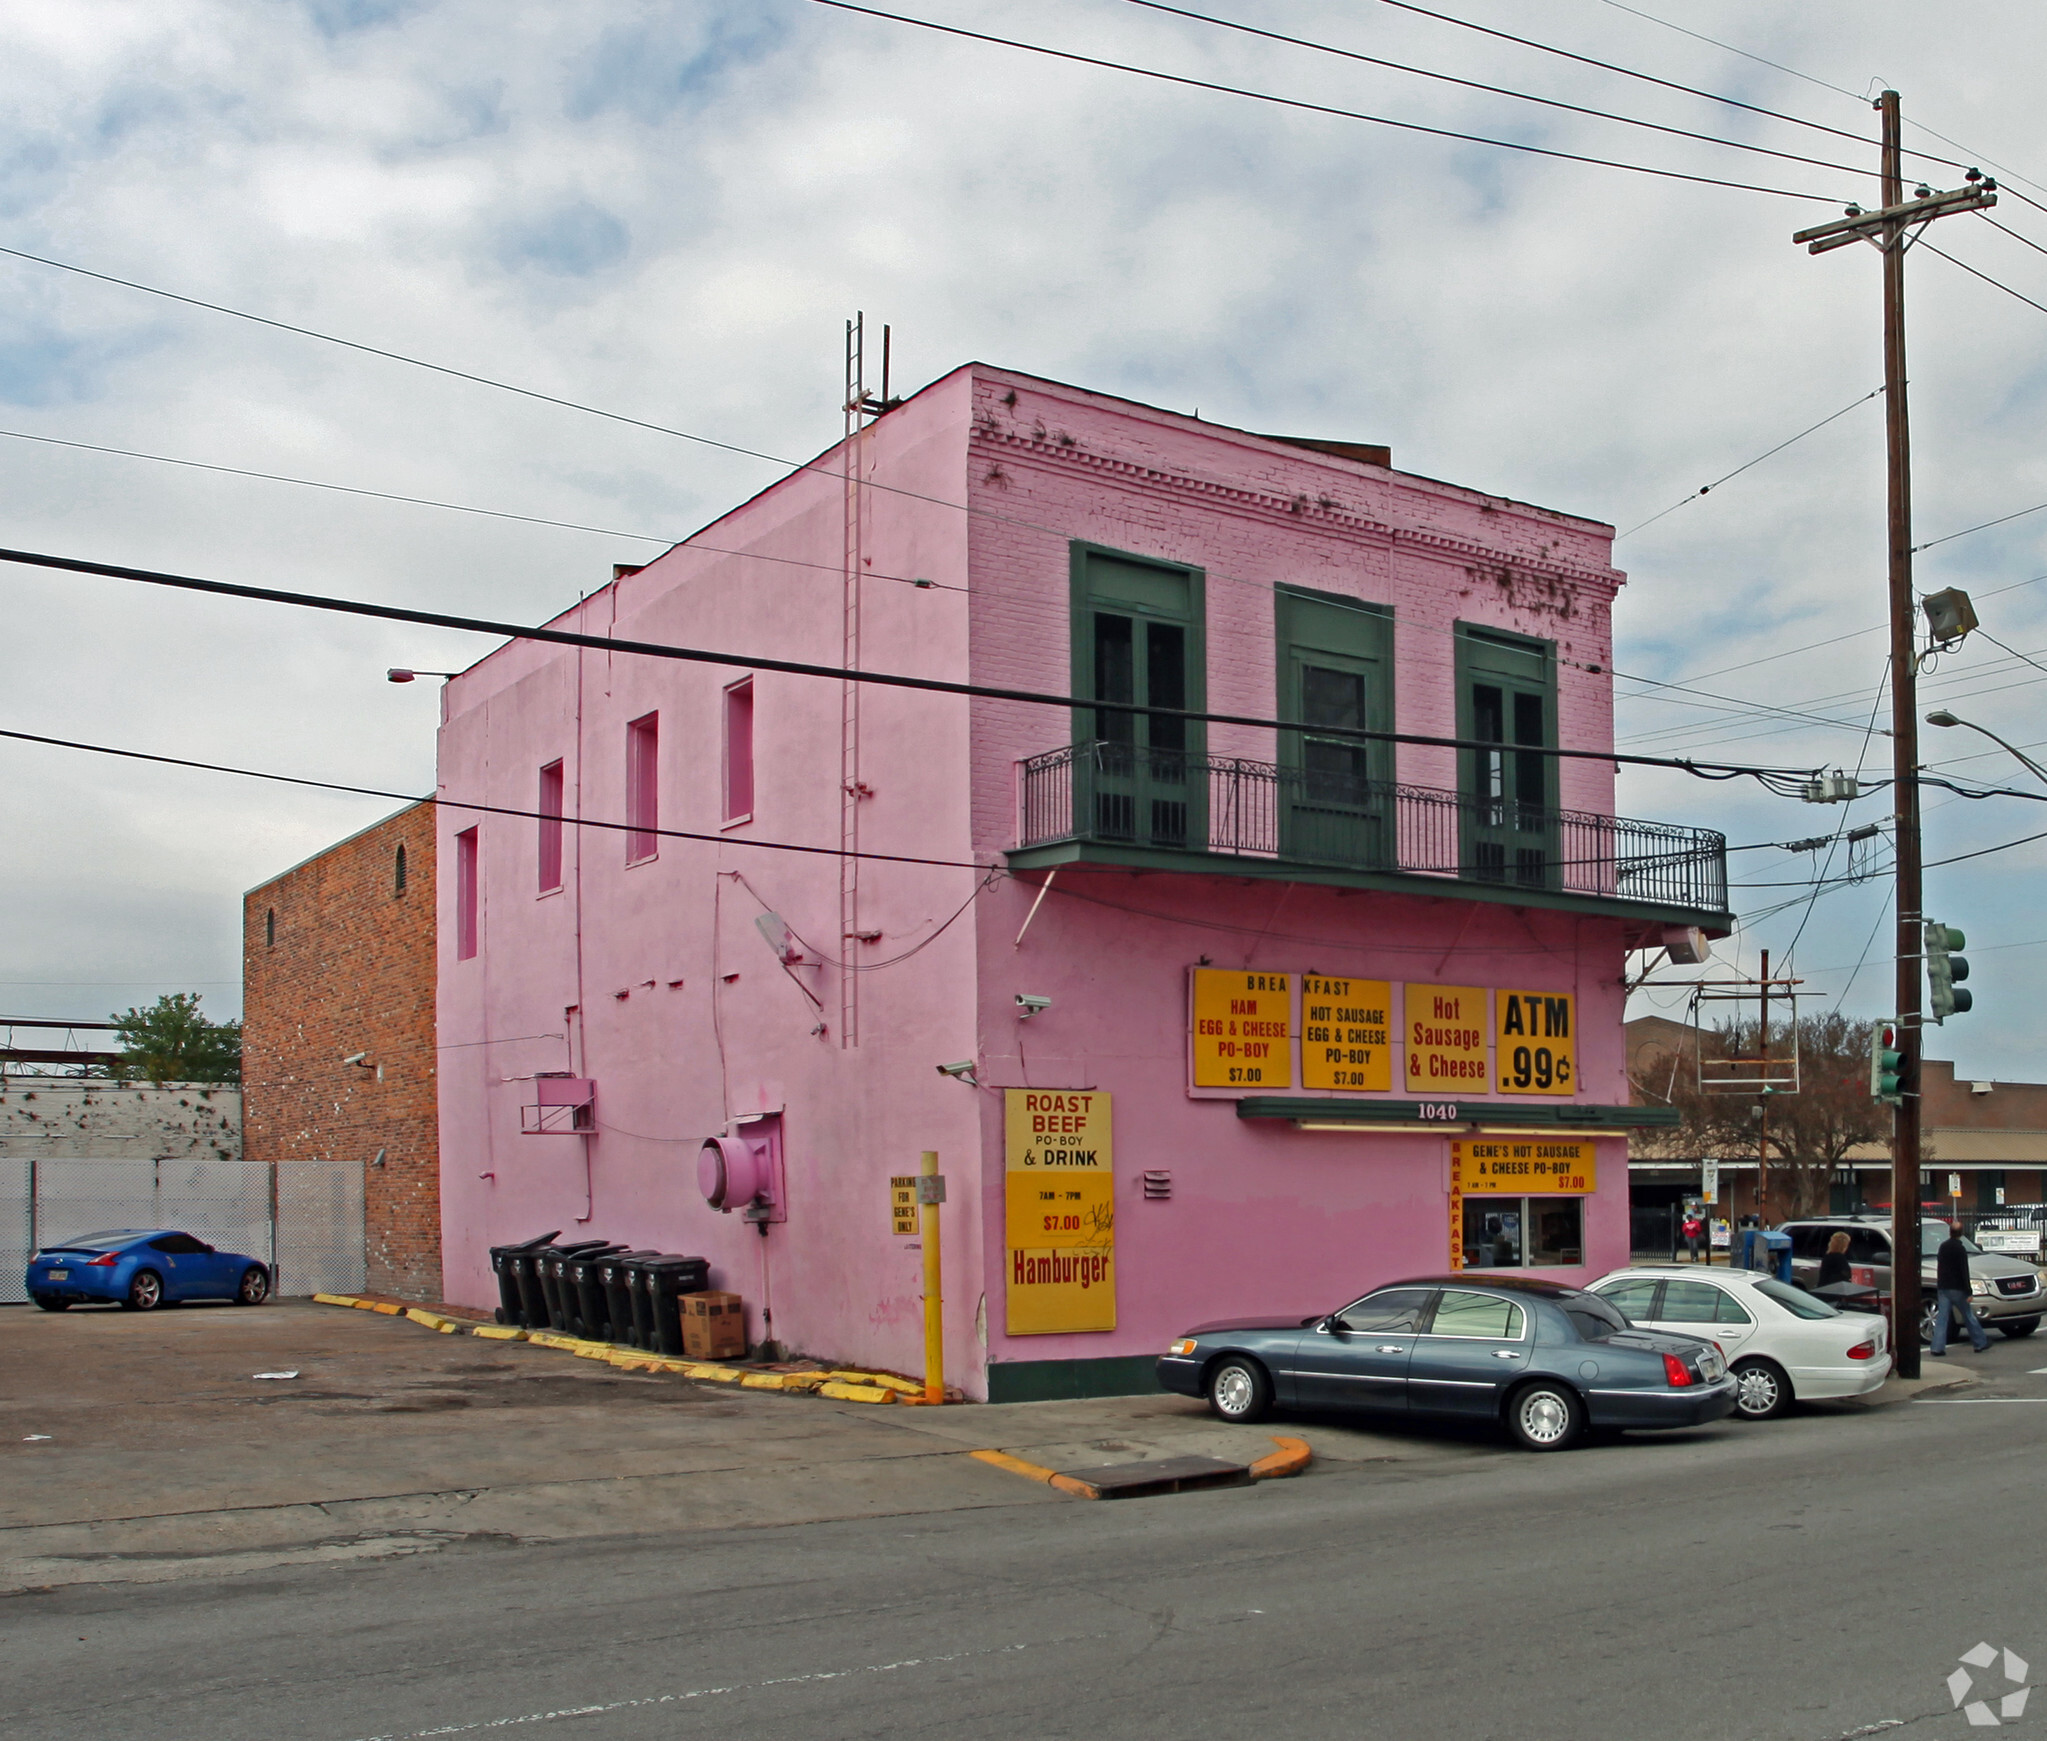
{"left": 1275, "top": 586, "right": 1392, "bottom": 868}
{"left": 1069, "top": 545, "right": 1205, "bottom": 850}
{"left": 1455, "top": 624, "right": 1558, "bottom": 888}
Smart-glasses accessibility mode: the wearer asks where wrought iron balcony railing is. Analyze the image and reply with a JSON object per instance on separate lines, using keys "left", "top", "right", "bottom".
{"left": 1016, "top": 740, "right": 1728, "bottom": 915}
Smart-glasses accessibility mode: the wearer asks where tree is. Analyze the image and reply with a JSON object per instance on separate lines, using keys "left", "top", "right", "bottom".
{"left": 111, "top": 993, "right": 242, "bottom": 1086}
{"left": 1631, "top": 1012, "right": 1892, "bottom": 1219}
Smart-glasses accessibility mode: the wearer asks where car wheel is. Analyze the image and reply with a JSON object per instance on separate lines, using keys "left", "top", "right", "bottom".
{"left": 1998, "top": 1317, "right": 2040, "bottom": 1339}
{"left": 1506, "top": 1381, "right": 1583, "bottom": 1452}
{"left": 1731, "top": 1357, "right": 1791, "bottom": 1421}
{"left": 122, "top": 1269, "right": 164, "bottom": 1312}
{"left": 1206, "top": 1356, "right": 1272, "bottom": 1424}
{"left": 32, "top": 1294, "right": 68, "bottom": 1312}
{"left": 235, "top": 1266, "right": 271, "bottom": 1306}
{"left": 1919, "top": 1299, "right": 1945, "bottom": 1345}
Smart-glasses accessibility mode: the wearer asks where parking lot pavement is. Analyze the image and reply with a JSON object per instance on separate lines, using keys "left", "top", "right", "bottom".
{"left": 0, "top": 1302, "right": 1061, "bottom": 1591}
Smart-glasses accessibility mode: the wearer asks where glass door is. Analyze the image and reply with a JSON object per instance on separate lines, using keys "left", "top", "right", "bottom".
{"left": 1276, "top": 588, "right": 1392, "bottom": 869}
{"left": 1457, "top": 627, "right": 1557, "bottom": 888}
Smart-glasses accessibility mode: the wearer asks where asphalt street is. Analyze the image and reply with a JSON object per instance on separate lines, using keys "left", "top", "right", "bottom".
{"left": 7, "top": 1333, "right": 2047, "bottom": 1741}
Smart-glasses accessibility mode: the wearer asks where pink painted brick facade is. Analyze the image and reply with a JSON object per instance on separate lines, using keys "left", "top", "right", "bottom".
{"left": 435, "top": 365, "right": 1719, "bottom": 1399}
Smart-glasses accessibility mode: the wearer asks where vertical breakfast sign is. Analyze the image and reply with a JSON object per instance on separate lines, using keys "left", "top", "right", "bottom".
{"left": 1004, "top": 1089, "right": 1115, "bottom": 1334}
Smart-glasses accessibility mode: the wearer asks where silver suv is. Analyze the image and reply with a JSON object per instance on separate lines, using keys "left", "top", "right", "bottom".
{"left": 1779, "top": 1216, "right": 2044, "bottom": 1342}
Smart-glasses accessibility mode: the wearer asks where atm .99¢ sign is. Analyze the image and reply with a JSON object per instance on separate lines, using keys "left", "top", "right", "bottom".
{"left": 1494, "top": 990, "right": 1576, "bottom": 1096}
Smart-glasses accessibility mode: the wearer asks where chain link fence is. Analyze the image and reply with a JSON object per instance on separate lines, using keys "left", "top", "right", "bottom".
{"left": 2, "top": 1157, "right": 366, "bottom": 1300}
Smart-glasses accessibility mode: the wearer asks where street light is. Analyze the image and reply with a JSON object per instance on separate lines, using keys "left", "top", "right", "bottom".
{"left": 387, "top": 669, "right": 460, "bottom": 683}
{"left": 1924, "top": 710, "right": 2047, "bottom": 786}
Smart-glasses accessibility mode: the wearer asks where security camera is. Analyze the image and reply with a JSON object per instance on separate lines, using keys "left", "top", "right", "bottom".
{"left": 342, "top": 1052, "right": 369, "bottom": 1066}
{"left": 1015, "top": 994, "right": 1051, "bottom": 1018}
{"left": 936, "top": 1060, "right": 979, "bottom": 1084}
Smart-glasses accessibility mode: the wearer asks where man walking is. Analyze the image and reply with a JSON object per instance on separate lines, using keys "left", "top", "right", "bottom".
{"left": 1929, "top": 1222, "right": 1990, "bottom": 1357}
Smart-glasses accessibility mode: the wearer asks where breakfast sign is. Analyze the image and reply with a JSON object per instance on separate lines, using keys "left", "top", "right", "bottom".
{"left": 1189, "top": 970, "right": 1577, "bottom": 1100}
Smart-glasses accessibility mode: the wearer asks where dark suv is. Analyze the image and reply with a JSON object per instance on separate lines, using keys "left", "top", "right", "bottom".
{"left": 1779, "top": 1217, "right": 2044, "bottom": 1341}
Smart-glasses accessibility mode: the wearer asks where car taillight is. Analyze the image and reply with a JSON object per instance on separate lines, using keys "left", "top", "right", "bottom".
{"left": 85, "top": 1252, "right": 120, "bottom": 1267}
{"left": 1662, "top": 1353, "right": 1694, "bottom": 1388}
{"left": 1847, "top": 1339, "right": 1878, "bottom": 1360}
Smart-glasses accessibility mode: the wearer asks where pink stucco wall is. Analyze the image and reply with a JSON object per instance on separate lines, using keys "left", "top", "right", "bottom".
{"left": 436, "top": 363, "right": 1665, "bottom": 1398}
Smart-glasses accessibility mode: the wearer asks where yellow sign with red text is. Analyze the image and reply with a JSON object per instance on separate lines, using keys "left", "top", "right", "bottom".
{"left": 1405, "top": 984, "right": 1490, "bottom": 1095}
{"left": 1453, "top": 1139, "right": 1597, "bottom": 1195}
{"left": 1004, "top": 1090, "right": 1115, "bottom": 1334}
{"left": 1190, "top": 969, "right": 1292, "bottom": 1088}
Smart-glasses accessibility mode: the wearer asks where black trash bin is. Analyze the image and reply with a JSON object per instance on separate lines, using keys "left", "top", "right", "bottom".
{"left": 513, "top": 1244, "right": 555, "bottom": 1331}
{"left": 538, "top": 1240, "right": 610, "bottom": 1333}
{"left": 636, "top": 1255, "right": 712, "bottom": 1357}
{"left": 489, "top": 1231, "right": 559, "bottom": 1327}
{"left": 565, "top": 1245, "right": 628, "bottom": 1341}
{"left": 599, "top": 1250, "right": 659, "bottom": 1346}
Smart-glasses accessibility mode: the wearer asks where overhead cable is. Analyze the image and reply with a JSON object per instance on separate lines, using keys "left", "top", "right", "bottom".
{"left": 801, "top": 0, "right": 1846, "bottom": 201}
{"left": 1117, "top": 0, "right": 1879, "bottom": 179}
{"left": 0, "top": 543, "right": 1826, "bottom": 789}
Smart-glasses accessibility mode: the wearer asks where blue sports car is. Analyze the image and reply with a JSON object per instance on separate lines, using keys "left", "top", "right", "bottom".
{"left": 1156, "top": 1274, "right": 1736, "bottom": 1451}
{"left": 26, "top": 1229, "right": 273, "bottom": 1312}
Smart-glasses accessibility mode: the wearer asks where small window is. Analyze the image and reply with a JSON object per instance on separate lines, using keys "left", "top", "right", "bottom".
{"left": 265, "top": 908, "right": 275, "bottom": 948}
{"left": 1427, "top": 1290, "right": 1524, "bottom": 1340}
{"left": 1593, "top": 1277, "right": 1663, "bottom": 1323}
{"left": 1657, "top": 1280, "right": 1725, "bottom": 1324}
{"left": 1564, "top": 1301, "right": 1627, "bottom": 1342}
{"left": 537, "top": 760, "right": 564, "bottom": 893}
{"left": 1714, "top": 1289, "right": 1755, "bottom": 1326}
{"left": 723, "top": 680, "right": 754, "bottom": 823}
{"left": 455, "top": 826, "right": 479, "bottom": 960}
{"left": 627, "top": 713, "right": 659, "bottom": 862}
{"left": 150, "top": 1233, "right": 208, "bottom": 1255}
{"left": 1336, "top": 1287, "right": 1433, "bottom": 1333}
{"left": 394, "top": 844, "right": 408, "bottom": 896}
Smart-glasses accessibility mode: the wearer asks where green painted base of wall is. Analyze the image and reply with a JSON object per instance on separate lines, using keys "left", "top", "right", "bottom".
{"left": 985, "top": 1355, "right": 1163, "bottom": 1404}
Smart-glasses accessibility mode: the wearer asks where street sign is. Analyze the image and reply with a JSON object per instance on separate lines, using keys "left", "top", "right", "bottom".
{"left": 1949, "top": 1173, "right": 1963, "bottom": 1201}
{"left": 890, "top": 1176, "right": 918, "bottom": 1236}
{"left": 1701, "top": 1159, "right": 1720, "bottom": 1206}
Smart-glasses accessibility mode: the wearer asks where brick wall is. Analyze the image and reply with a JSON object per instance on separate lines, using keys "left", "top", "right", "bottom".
{"left": 243, "top": 803, "right": 440, "bottom": 1299}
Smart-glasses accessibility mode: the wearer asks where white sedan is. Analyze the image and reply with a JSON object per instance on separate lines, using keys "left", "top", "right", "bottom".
{"left": 1589, "top": 1267, "right": 1890, "bottom": 1421}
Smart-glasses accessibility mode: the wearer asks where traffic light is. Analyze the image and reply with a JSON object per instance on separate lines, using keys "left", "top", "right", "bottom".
{"left": 1870, "top": 1023, "right": 1905, "bottom": 1104}
{"left": 1925, "top": 920, "right": 1973, "bottom": 1022}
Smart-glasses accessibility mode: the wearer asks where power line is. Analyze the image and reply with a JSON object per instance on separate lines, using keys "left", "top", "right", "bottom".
{"left": 802, "top": 0, "right": 1845, "bottom": 202}
{"left": 0, "top": 425, "right": 966, "bottom": 593}
{"left": 1375, "top": 0, "right": 1892, "bottom": 157}
{"left": 0, "top": 726, "right": 995, "bottom": 875}
{"left": 1920, "top": 237, "right": 2047, "bottom": 318}
{"left": 1612, "top": 387, "right": 1883, "bottom": 540}
{"left": 1116, "top": 0, "right": 1879, "bottom": 179}
{"left": 0, "top": 543, "right": 1827, "bottom": 788}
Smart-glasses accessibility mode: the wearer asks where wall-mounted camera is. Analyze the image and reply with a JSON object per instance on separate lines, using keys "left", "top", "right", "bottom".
{"left": 1015, "top": 994, "right": 1051, "bottom": 1018}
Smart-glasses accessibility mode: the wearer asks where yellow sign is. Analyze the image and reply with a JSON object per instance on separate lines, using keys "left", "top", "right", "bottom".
{"left": 1449, "top": 1143, "right": 1468, "bottom": 1271}
{"left": 1405, "top": 984, "right": 1489, "bottom": 1094}
{"left": 1495, "top": 990, "right": 1577, "bottom": 1096}
{"left": 1452, "top": 1139, "right": 1597, "bottom": 1195}
{"left": 1190, "top": 969, "right": 1291, "bottom": 1088}
{"left": 890, "top": 1175, "right": 918, "bottom": 1236}
{"left": 1301, "top": 975, "right": 1392, "bottom": 1091}
{"left": 1004, "top": 1090, "right": 1115, "bottom": 1334}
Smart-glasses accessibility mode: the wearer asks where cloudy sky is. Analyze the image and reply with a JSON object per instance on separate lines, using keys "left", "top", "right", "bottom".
{"left": 3, "top": 0, "right": 2046, "bottom": 1074}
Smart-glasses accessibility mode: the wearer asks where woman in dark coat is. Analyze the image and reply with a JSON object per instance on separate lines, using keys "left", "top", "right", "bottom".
{"left": 1817, "top": 1229, "right": 1853, "bottom": 1288}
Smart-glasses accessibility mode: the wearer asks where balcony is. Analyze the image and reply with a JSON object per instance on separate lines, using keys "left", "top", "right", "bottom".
{"left": 1011, "top": 741, "right": 1730, "bottom": 929}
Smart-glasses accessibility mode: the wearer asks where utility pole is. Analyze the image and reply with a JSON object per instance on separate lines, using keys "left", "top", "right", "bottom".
{"left": 1792, "top": 95, "right": 1995, "bottom": 1378}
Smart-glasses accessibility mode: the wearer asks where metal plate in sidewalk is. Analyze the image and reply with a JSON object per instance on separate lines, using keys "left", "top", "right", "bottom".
{"left": 1054, "top": 1455, "right": 1251, "bottom": 1499}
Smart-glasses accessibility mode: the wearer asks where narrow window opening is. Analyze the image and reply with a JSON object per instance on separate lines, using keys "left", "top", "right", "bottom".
{"left": 626, "top": 713, "right": 659, "bottom": 862}
{"left": 394, "top": 843, "right": 408, "bottom": 897}
{"left": 723, "top": 680, "right": 754, "bottom": 823}
{"left": 537, "top": 760, "right": 564, "bottom": 892}
{"left": 265, "top": 908, "right": 275, "bottom": 948}
{"left": 455, "top": 827, "right": 479, "bottom": 959}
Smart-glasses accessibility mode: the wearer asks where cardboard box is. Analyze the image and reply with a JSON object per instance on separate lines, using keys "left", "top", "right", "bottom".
{"left": 682, "top": 1291, "right": 747, "bottom": 1360}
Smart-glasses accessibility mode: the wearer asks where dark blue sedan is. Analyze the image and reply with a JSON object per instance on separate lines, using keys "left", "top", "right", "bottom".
{"left": 1156, "top": 1274, "right": 1735, "bottom": 1451}
{"left": 26, "top": 1229, "right": 272, "bottom": 1312}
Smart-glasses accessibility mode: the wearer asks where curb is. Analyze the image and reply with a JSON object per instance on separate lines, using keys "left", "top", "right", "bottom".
{"left": 1248, "top": 1436, "right": 1312, "bottom": 1480}
{"left": 970, "top": 1436, "right": 1309, "bottom": 1500}
{"left": 305, "top": 1294, "right": 911, "bottom": 1403}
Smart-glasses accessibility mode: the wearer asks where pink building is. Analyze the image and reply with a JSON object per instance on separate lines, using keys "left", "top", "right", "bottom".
{"left": 435, "top": 365, "right": 1723, "bottom": 1401}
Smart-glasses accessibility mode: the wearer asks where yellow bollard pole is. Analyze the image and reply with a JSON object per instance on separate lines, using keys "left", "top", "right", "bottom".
{"left": 920, "top": 1149, "right": 944, "bottom": 1404}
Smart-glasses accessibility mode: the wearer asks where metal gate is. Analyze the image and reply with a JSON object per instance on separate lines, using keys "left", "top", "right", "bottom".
{"left": 3, "top": 1157, "right": 365, "bottom": 1301}
{"left": 276, "top": 1160, "right": 365, "bottom": 1296}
